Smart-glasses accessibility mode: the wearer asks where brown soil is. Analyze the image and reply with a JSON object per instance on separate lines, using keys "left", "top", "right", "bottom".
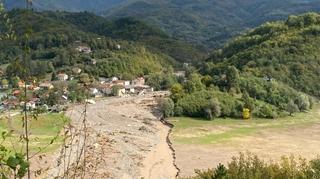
{"left": 174, "top": 122, "right": 320, "bottom": 178}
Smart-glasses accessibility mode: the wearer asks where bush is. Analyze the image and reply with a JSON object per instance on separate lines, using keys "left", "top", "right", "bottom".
{"left": 204, "top": 98, "right": 222, "bottom": 120}
{"left": 295, "top": 94, "right": 311, "bottom": 111}
{"left": 254, "top": 104, "right": 277, "bottom": 119}
{"left": 189, "top": 153, "right": 320, "bottom": 179}
{"left": 286, "top": 100, "right": 299, "bottom": 116}
{"left": 174, "top": 106, "right": 183, "bottom": 116}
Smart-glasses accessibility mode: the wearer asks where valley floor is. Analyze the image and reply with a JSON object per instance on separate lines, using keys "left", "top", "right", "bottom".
{"left": 170, "top": 105, "right": 320, "bottom": 177}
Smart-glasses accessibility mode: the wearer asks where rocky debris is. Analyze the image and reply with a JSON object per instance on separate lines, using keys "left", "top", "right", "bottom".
{"left": 43, "top": 92, "right": 177, "bottom": 179}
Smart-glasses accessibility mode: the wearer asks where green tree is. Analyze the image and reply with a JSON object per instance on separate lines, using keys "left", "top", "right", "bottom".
{"left": 295, "top": 94, "right": 311, "bottom": 111}
{"left": 170, "top": 83, "right": 184, "bottom": 102}
{"left": 159, "top": 98, "right": 175, "bottom": 118}
{"left": 184, "top": 73, "right": 205, "bottom": 93}
{"left": 226, "top": 66, "right": 240, "bottom": 92}
{"left": 286, "top": 100, "right": 299, "bottom": 116}
{"left": 205, "top": 98, "right": 221, "bottom": 120}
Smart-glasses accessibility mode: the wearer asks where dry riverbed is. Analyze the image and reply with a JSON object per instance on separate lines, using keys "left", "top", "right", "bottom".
{"left": 42, "top": 92, "right": 177, "bottom": 179}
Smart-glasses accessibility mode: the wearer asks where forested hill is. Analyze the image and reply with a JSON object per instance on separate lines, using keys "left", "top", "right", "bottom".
{"left": 0, "top": 9, "right": 177, "bottom": 79}
{"left": 43, "top": 11, "right": 206, "bottom": 63}
{"left": 203, "top": 13, "right": 320, "bottom": 98}
{"left": 1, "top": 9, "right": 205, "bottom": 70}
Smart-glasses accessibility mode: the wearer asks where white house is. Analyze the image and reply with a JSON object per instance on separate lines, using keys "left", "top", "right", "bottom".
{"left": 76, "top": 46, "right": 92, "bottom": 54}
{"left": 111, "top": 77, "right": 119, "bottom": 82}
{"left": 57, "top": 74, "right": 69, "bottom": 81}
{"left": 173, "top": 71, "right": 186, "bottom": 78}
{"left": 39, "top": 82, "right": 54, "bottom": 90}
{"left": 124, "top": 81, "right": 131, "bottom": 86}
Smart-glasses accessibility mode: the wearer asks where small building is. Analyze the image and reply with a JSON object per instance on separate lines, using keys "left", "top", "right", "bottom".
{"left": 125, "top": 85, "right": 135, "bottom": 94}
{"left": 39, "top": 82, "right": 54, "bottom": 90}
{"left": 76, "top": 46, "right": 92, "bottom": 54}
{"left": 173, "top": 71, "right": 186, "bottom": 78}
{"left": 87, "top": 59, "right": 97, "bottom": 65}
{"left": 0, "top": 84, "right": 9, "bottom": 89}
{"left": 124, "top": 81, "right": 131, "bottom": 86}
{"left": 132, "top": 77, "right": 145, "bottom": 86}
{"left": 20, "top": 101, "right": 36, "bottom": 110}
{"left": 116, "top": 44, "right": 121, "bottom": 50}
{"left": 97, "top": 84, "right": 113, "bottom": 96}
{"left": 111, "top": 77, "right": 119, "bottom": 82}
{"left": 57, "top": 74, "right": 69, "bottom": 81}
{"left": 113, "top": 80, "right": 125, "bottom": 86}
{"left": 72, "top": 67, "right": 82, "bottom": 74}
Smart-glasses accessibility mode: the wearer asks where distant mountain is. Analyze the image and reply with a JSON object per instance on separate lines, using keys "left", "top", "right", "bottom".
{"left": 3, "top": 0, "right": 127, "bottom": 11}
{"left": 4, "top": 0, "right": 320, "bottom": 48}
{"left": 104, "top": 0, "right": 320, "bottom": 48}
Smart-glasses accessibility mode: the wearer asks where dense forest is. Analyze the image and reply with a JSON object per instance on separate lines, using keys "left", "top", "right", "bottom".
{"left": 0, "top": 9, "right": 192, "bottom": 81}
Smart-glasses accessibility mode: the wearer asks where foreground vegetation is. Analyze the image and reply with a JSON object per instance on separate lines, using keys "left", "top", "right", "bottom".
{"left": 187, "top": 153, "right": 320, "bottom": 179}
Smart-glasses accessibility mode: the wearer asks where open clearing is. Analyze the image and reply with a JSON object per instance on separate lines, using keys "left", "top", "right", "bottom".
{"left": 170, "top": 105, "right": 320, "bottom": 177}
{"left": 0, "top": 113, "right": 68, "bottom": 153}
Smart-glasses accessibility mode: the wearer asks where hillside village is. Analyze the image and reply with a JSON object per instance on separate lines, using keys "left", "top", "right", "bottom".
{"left": 0, "top": 75, "right": 156, "bottom": 113}
{"left": 0, "top": 44, "right": 172, "bottom": 113}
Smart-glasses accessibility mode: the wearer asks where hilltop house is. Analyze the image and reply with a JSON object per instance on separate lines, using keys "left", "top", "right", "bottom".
{"left": 57, "top": 73, "right": 69, "bottom": 81}
{"left": 86, "top": 59, "right": 97, "bottom": 65}
{"left": 173, "top": 71, "right": 186, "bottom": 78}
{"left": 72, "top": 67, "right": 82, "bottom": 75}
{"left": 76, "top": 46, "right": 92, "bottom": 54}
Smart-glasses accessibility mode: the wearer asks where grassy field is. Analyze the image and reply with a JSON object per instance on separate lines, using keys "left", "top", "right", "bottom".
{"left": 170, "top": 104, "right": 320, "bottom": 145}
{"left": 0, "top": 113, "right": 69, "bottom": 153}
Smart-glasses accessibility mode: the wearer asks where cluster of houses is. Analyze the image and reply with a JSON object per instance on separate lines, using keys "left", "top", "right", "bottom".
{"left": 89, "top": 76, "right": 153, "bottom": 98}
{"left": 0, "top": 74, "right": 153, "bottom": 112}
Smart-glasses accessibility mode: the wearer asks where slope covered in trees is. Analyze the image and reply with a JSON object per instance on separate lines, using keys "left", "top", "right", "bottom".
{"left": 43, "top": 11, "right": 206, "bottom": 64}
{"left": 205, "top": 13, "right": 320, "bottom": 98}
{"left": 0, "top": 9, "right": 174, "bottom": 79}
{"left": 166, "top": 13, "right": 320, "bottom": 120}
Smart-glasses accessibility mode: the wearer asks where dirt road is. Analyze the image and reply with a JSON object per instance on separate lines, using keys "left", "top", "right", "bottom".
{"left": 44, "top": 92, "right": 177, "bottom": 179}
